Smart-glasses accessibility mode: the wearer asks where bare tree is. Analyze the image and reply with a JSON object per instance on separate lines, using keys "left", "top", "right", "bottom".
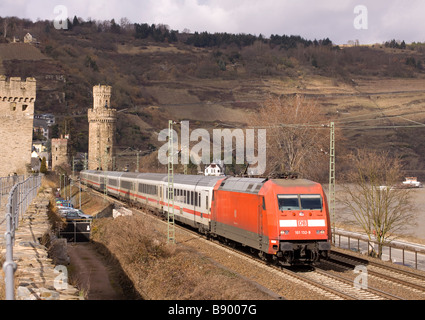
{"left": 119, "top": 17, "right": 132, "bottom": 31}
{"left": 3, "top": 18, "right": 8, "bottom": 38}
{"left": 250, "top": 95, "right": 329, "bottom": 180}
{"left": 339, "top": 149, "right": 416, "bottom": 258}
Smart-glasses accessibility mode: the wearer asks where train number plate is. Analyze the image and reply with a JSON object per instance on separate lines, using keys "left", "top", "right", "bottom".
{"left": 295, "top": 230, "right": 311, "bottom": 235}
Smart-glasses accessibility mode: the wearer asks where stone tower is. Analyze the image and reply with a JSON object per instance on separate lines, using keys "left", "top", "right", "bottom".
{"left": 0, "top": 76, "right": 36, "bottom": 176}
{"left": 88, "top": 85, "right": 117, "bottom": 170}
{"left": 51, "top": 135, "right": 68, "bottom": 170}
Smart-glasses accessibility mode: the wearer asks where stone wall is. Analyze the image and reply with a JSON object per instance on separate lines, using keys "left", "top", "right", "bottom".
{"left": 0, "top": 76, "right": 36, "bottom": 176}
{"left": 4, "top": 187, "right": 81, "bottom": 300}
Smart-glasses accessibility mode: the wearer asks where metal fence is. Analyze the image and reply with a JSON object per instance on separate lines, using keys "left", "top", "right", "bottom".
{"left": 333, "top": 231, "right": 425, "bottom": 271}
{"left": 3, "top": 175, "right": 42, "bottom": 300}
{"left": 59, "top": 220, "right": 92, "bottom": 243}
{"left": 0, "top": 175, "right": 25, "bottom": 207}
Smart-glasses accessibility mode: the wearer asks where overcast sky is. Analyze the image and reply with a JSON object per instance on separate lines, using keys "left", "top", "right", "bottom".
{"left": 0, "top": 0, "right": 423, "bottom": 45}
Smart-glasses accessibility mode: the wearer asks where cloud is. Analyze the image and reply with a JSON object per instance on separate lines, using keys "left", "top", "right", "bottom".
{"left": 0, "top": 0, "right": 424, "bottom": 44}
{"left": 146, "top": 0, "right": 236, "bottom": 32}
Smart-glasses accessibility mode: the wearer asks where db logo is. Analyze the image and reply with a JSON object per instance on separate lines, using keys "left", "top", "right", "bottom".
{"left": 298, "top": 220, "right": 307, "bottom": 227}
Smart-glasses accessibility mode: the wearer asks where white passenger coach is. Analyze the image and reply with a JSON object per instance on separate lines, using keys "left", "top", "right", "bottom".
{"left": 80, "top": 170, "right": 225, "bottom": 233}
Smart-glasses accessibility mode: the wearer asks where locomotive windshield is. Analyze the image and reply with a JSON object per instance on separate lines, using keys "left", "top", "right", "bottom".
{"left": 277, "top": 195, "right": 300, "bottom": 210}
{"left": 277, "top": 194, "right": 322, "bottom": 211}
{"left": 300, "top": 195, "right": 322, "bottom": 210}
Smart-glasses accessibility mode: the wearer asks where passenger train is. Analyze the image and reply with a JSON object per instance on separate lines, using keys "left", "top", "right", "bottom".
{"left": 80, "top": 170, "right": 331, "bottom": 265}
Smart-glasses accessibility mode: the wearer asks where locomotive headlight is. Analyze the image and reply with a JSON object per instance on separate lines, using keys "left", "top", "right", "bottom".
{"left": 316, "top": 230, "right": 325, "bottom": 234}
{"left": 280, "top": 230, "right": 289, "bottom": 235}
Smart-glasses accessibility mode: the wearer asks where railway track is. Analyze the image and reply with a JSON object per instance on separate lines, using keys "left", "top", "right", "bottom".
{"left": 84, "top": 187, "right": 421, "bottom": 300}
{"left": 201, "top": 235, "right": 403, "bottom": 300}
{"left": 211, "top": 245, "right": 356, "bottom": 300}
{"left": 303, "top": 266, "right": 402, "bottom": 300}
{"left": 320, "top": 250, "right": 425, "bottom": 298}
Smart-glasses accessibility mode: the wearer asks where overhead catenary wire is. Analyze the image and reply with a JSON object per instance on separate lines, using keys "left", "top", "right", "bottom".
{"left": 248, "top": 106, "right": 425, "bottom": 130}
{"left": 54, "top": 94, "right": 425, "bottom": 131}
{"left": 248, "top": 122, "right": 425, "bottom": 130}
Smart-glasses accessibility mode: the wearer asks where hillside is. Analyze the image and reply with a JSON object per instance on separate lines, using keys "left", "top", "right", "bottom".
{"left": 2, "top": 17, "right": 425, "bottom": 179}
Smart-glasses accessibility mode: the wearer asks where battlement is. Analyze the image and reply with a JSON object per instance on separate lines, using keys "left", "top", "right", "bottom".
{"left": 0, "top": 75, "right": 36, "bottom": 176}
{"left": 0, "top": 76, "right": 36, "bottom": 102}
{"left": 51, "top": 137, "right": 69, "bottom": 146}
{"left": 93, "top": 84, "right": 112, "bottom": 110}
{"left": 88, "top": 108, "right": 117, "bottom": 123}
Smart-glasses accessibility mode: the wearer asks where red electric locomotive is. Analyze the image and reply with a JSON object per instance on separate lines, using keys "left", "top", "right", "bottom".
{"left": 81, "top": 170, "right": 331, "bottom": 265}
{"left": 210, "top": 177, "right": 331, "bottom": 265}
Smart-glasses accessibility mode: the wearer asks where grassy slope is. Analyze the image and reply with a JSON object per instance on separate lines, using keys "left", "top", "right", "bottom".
{"left": 91, "top": 214, "right": 275, "bottom": 300}
{"left": 3, "top": 22, "right": 425, "bottom": 178}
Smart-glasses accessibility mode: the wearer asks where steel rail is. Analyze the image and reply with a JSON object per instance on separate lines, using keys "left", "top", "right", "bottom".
{"left": 328, "top": 250, "right": 425, "bottom": 294}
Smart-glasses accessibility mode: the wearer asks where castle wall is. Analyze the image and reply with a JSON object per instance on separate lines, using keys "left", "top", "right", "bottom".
{"left": 88, "top": 85, "right": 116, "bottom": 171}
{"left": 0, "top": 76, "right": 36, "bottom": 176}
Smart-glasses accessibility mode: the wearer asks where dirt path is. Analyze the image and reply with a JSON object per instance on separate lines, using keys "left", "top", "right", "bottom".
{"left": 67, "top": 242, "right": 125, "bottom": 300}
